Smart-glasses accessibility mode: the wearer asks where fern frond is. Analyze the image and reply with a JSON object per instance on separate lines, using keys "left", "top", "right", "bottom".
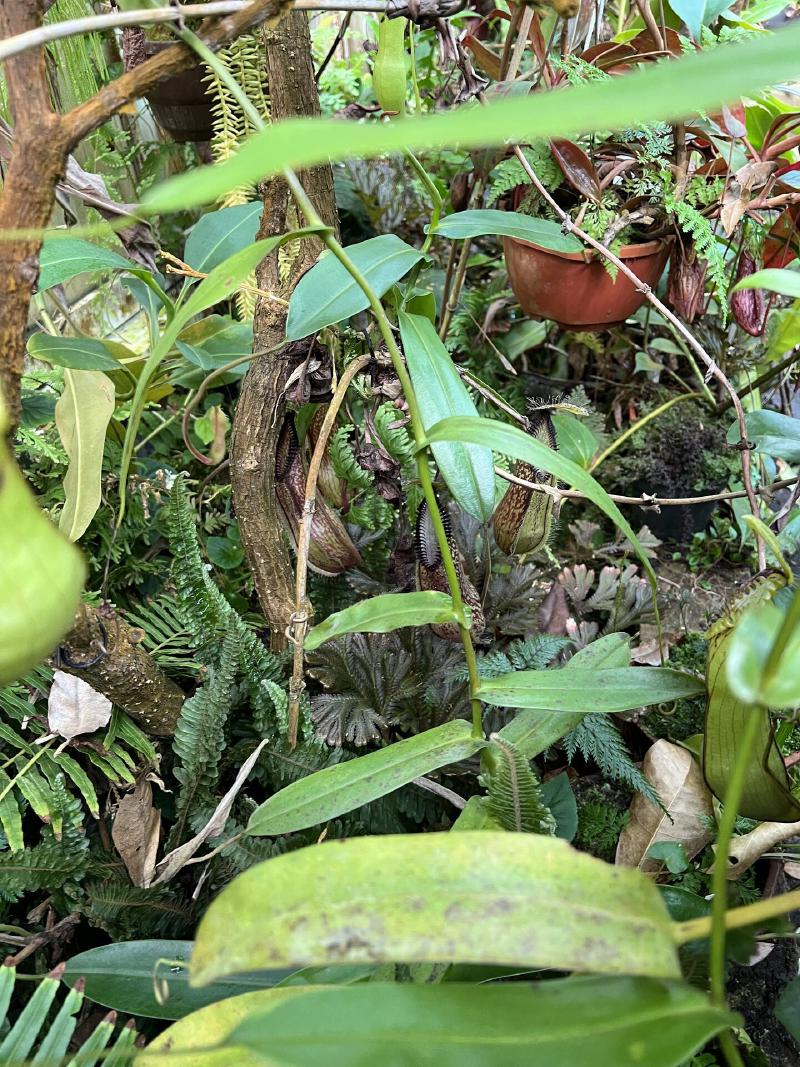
{"left": 563, "top": 715, "right": 662, "bottom": 806}
{"left": 329, "top": 426, "right": 373, "bottom": 491}
{"left": 172, "top": 627, "right": 240, "bottom": 832}
{"left": 486, "top": 735, "right": 556, "bottom": 834}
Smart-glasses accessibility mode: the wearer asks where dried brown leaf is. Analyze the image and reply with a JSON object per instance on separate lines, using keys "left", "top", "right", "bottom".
{"left": 112, "top": 779, "right": 161, "bottom": 888}
{"left": 150, "top": 740, "right": 267, "bottom": 886}
{"left": 715, "top": 818, "right": 800, "bottom": 880}
{"left": 616, "top": 739, "right": 714, "bottom": 874}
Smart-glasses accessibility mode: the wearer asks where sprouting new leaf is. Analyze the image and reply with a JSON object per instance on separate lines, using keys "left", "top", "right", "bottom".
{"left": 286, "top": 235, "right": 423, "bottom": 341}
{"left": 225, "top": 979, "right": 735, "bottom": 1067}
{"left": 247, "top": 720, "right": 483, "bottom": 836}
{"left": 305, "top": 591, "right": 460, "bottom": 650}
{"left": 143, "top": 24, "right": 800, "bottom": 212}
{"left": 433, "top": 210, "right": 583, "bottom": 252}
{"left": 478, "top": 667, "right": 703, "bottom": 712}
{"left": 190, "top": 833, "right": 680, "bottom": 984}
{"left": 56, "top": 370, "right": 115, "bottom": 541}
{"left": 399, "top": 311, "right": 495, "bottom": 521}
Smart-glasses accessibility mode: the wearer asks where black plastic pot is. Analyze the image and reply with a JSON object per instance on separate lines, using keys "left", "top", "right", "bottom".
{"left": 144, "top": 42, "right": 214, "bottom": 143}
{"left": 632, "top": 479, "right": 718, "bottom": 544}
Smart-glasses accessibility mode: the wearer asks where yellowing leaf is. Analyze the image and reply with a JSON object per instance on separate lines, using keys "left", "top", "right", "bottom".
{"left": 56, "top": 370, "right": 115, "bottom": 541}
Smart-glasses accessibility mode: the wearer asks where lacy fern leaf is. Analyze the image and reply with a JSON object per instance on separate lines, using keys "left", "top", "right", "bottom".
{"left": 486, "top": 735, "right": 556, "bottom": 834}
{"left": 564, "top": 714, "right": 661, "bottom": 806}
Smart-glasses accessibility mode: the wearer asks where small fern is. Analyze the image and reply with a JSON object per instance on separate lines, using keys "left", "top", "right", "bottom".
{"left": 486, "top": 735, "right": 556, "bottom": 834}
{"left": 168, "top": 475, "right": 290, "bottom": 740}
{"left": 487, "top": 145, "right": 561, "bottom": 206}
{"left": 665, "top": 181, "right": 728, "bottom": 322}
{"left": 563, "top": 715, "right": 662, "bottom": 806}
{"left": 474, "top": 636, "right": 569, "bottom": 680}
{"left": 329, "top": 425, "right": 373, "bottom": 492}
{"left": 172, "top": 626, "right": 241, "bottom": 837}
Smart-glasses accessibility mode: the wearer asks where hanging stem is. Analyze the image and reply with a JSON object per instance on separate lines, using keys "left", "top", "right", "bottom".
{"left": 287, "top": 352, "right": 371, "bottom": 746}
{"left": 508, "top": 143, "right": 766, "bottom": 570}
{"left": 282, "top": 167, "right": 484, "bottom": 737}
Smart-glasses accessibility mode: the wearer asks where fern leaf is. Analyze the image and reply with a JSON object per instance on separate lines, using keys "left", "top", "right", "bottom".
{"left": 563, "top": 715, "right": 662, "bottom": 807}
{"left": 172, "top": 626, "right": 240, "bottom": 832}
{"left": 486, "top": 735, "right": 556, "bottom": 834}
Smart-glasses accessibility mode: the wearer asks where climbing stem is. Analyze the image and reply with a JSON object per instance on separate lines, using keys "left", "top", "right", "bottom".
{"left": 182, "top": 30, "right": 483, "bottom": 735}
{"left": 283, "top": 166, "right": 484, "bottom": 737}
{"left": 708, "top": 706, "right": 761, "bottom": 1067}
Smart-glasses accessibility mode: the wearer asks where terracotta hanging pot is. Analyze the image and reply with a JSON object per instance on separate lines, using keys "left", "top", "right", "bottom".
{"left": 504, "top": 234, "right": 670, "bottom": 332}
{"left": 503, "top": 186, "right": 670, "bottom": 331}
{"left": 144, "top": 42, "right": 214, "bottom": 143}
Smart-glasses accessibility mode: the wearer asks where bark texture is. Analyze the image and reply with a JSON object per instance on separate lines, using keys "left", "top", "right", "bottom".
{"left": 0, "top": 0, "right": 291, "bottom": 424}
{"left": 57, "top": 603, "right": 184, "bottom": 737}
{"left": 231, "top": 10, "right": 339, "bottom": 641}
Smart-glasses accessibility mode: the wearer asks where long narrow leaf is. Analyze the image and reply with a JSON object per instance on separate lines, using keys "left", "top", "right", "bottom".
{"left": 399, "top": 312, "right": 496, "bottom": 521}
{"left": 247, "top": 720, "right": 483, "bottom": 836}
{"left": 426, "top": 416, "right": 658, "bottom": 591}
{"left": 144, "top": 26, "right": 800, "bottom": 212}
{"left": 479, "top": 667, "right": 704, "bottom": 711}
{"left": 305, "top": 591, "right": 459, "bottom": 651}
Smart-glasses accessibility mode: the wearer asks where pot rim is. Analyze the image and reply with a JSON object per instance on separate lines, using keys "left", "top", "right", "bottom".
{"left": 504, "top": 233, "right": 670, "bottom": 263}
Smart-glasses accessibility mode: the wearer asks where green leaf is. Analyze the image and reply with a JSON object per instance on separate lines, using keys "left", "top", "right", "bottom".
{"left": 669, "top": 0, "right": 734, "bottom": 39}
{"left": 227, "top": 979, "right": 735, "bottom": 1067}
{"left": 143, "top": 25, "right": 800, "bottom": 212}
{"left": 0, "top": 773, "right": 23, "bottom": 852}
{"left": 766, "top": 300, "right": 800, "bottom": 360}
{"left": 190, "top": 832, "right": 681, "bottom": 984}
{"left": 435, "top": 209, "right": 583, "bottom": 253}
{"left": 731, "top": 409, "right": 800, "bottom": 463}
{"left": 144, "top": 988, "right": 318, "bottom": 1067}
{"left": 731, "top": 267, "right": 800, "bottom": 298}
{"left": 206, "top": 536, "right": 244, "bottom": 571}
{"left": 426, "top": 416, "right": 658, "bottom": 591}
{"left": 184, "top": 202, "right": 262, "bottom": 274}
{"left": 119, "top": 229, "right": 325, "bottom": 517}
{"left": 704, "top": 576, "right": 800, "bottom": 821}
{"left": 726, "top": 597, "right": 800, "bottom": 709}
{"left": 479, "top": 667, "right": 703, "bottom": 711}
{"left": 0, "top": 410, "right": 85, "bottom": 686}
{"left": 38, "top": 237, "right": 132, "bottom": 291}
{"left": 551, "top": 412, "right": 598, "bottom": 469}
{"left": 56, "top": 370, "right": 115, "bottom": 542}
{"left": 398, "top": 312, "right": 495, "bottom": 521}
{"left": 247, "top": 720, "right": 483, "bottom": 836}
{"left": 540, "top": 772, "right": 578, "bottom": 841}
{"left": 647, "top": 841, "right": 690, "bottom": 875}
{"left": 62, "top": 941, "right": 297, "bottom": 1022}
{"left": 305, "top": 591, "right": 459, "bottom": 651}
{"left": 775, "top": 976, "right": 800, "bottom": 1042}
{"left": 286, "top": 235, "right": 423, "bottom": 341}
{"left": 176, "top": 316, "right": 253, "bottom": 367}
{"left": 27, "top": 334, "right": 123, "bottom": 372}
{"left": 497, "top": 633, "right": 631, "bottom": 758}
